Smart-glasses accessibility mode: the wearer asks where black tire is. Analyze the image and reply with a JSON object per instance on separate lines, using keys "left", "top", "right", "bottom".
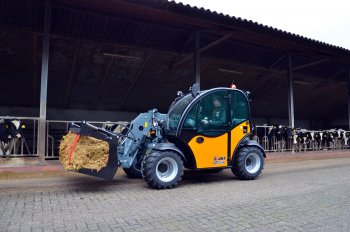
{"left": 142, "top": 150, "right": 184, "bottom": 189}
{"left": 123, "top": 150, "right": 142, "bottom": 178}
{"left": 123, "top": 165, "right": 142, "bottom": 178}
{"left": 231, "top": 146, "right": 264, "bottom": 180}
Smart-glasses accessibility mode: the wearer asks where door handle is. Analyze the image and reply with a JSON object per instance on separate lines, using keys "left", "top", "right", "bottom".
{"left": 196, "top": 137, "right": 204, "bottom": 144}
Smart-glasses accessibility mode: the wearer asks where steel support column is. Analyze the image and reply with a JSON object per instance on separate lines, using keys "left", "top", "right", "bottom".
{"left": 37, "top": 0, "right": 51, "bottom": 164}
{"left": 347, "top": 68, "right": 350, "bottom": 130}
{"left": 287, "top": 53, "right": 295, "bottom": 128}
{"left": 194, "top": 31, "right": 200, "bottom": 87}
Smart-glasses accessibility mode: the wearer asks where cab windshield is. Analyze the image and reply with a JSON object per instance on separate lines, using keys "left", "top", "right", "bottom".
{"left": 167, "top": 94, "right": 194, "bottom": 132}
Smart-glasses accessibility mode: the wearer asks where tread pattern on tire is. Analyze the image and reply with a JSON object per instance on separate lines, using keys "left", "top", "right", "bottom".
{"left": 123, "top": 148, "right": 142, "bottom": 178}
{"left": 232, "top": 146, "right": 264, "bottom": 180}
{"left": 142, "top": 151, "right": 184, "bottom": 189}
{"left": 123, "top": 165, "right": 142, "bottom": 178}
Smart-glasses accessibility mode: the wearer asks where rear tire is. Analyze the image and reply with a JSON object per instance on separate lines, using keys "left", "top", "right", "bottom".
{"left": 231, "top": 146, "right": 264, "bottom": 180}
{"left": 142, "top": 150, "right": 184, "bottom": 189}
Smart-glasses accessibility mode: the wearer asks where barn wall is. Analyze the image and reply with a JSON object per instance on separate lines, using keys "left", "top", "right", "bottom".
{"left": 0, "top": 107, "right": 137, "bottom": 121}
{"left": 251, "top": 117, "right": 321, "bottom": 130}
{"left": 0, "top": 107, "right": 345, "bottom": 130}
{"left": 326, "top": 119, "right": 349, "bottom": 130}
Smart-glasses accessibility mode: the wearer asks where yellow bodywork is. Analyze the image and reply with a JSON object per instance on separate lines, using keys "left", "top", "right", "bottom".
{"left": 188, "top": 121, "right": 250, "bottom": 168}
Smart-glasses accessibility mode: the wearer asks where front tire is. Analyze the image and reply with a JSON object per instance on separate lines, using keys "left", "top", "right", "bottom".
{"left": 231, "top": 146, "right": 264, "bottom": 180}
{"left": 142, "top": 151, "right": 184, "bottom": 189}
{"left": 123, "top": 165, "right": 142, "bottom": 178}
{"left": 123, "top": 151, "right": 142, "bottom": 178}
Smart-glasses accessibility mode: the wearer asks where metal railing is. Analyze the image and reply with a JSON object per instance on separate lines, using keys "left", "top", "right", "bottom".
{"left": 1, "top": 117, "right": 349, "bottom": 158}
{"left": 0, "top": 117, "right": 122, "bottom": 158}
{"left": 254, "top": 125, "right": 350, "bottom": 152}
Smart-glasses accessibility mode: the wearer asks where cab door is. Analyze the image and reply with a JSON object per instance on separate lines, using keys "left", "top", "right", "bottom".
{"left": 229, "top": 90, "right": 251, "bottom": 160}
{"left": 180, "top": 91, "right": 230, "bottom": 168}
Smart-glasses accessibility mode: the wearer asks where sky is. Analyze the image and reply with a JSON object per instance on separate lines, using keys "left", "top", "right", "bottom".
{"left": 173, "top": 0, "right": 350, "bottom": 50}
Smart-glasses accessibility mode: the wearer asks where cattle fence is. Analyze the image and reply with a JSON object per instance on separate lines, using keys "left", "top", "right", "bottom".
{"left": 0, "top": 117, "right": 120, "bottom": 158}
{"left": 1, "top": 117, "right": 349, "bottom": 158}
{"left": 253, "top": 125, "right": 350, "bottom": 152}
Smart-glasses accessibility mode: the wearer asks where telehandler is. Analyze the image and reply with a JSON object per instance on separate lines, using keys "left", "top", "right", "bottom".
{"left": 67, "top": 84, "right": 266, "bottom": 189}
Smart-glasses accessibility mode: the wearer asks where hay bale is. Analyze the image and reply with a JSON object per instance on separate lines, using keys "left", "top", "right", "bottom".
{"left": 59, "top": 131, "right": 109, "bottom": 171}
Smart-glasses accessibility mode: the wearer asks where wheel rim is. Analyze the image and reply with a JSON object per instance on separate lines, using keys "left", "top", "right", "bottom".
{"left": 156, "top": 157, "right": 178, "bottom": 182}
{"left": 245, "top": 153, "right": 261, "bottom": 174}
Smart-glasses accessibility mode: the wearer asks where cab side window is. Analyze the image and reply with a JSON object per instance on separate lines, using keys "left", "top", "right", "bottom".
{"left": 198, "top": 92, "right": 229, "bottom": 136}
{"left": 230, "top": 91, "right": 249, "bottom": 127}
{"left": 183, "top": 103, "right": 198, "bottom": 130}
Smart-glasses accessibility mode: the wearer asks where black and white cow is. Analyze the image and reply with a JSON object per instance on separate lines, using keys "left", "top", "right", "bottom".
{"left": 335, "top": 129, "right": 346, "bottom": 149}
{"left": 267, "top": 124, "right": 284, "bottom": 151}
{"left": 313, "top": 132, "right": 322, "bottom": 150}
{"left": 322, "top": 131, "right": 334, "bottom": 149}
{"left": 256, "top": 125, "right": 293, "bottom": 151}
{"left": 292, "top": 129, "right": 312, "bottom": 151}
{"left": 0, "top": 119, "right": 24, "bottom": 156}
{"left": 345, "top": 132, "right": 350, "bottom": 147}
{"left": 282, "top": 126, "right": 294, "bottom": 150}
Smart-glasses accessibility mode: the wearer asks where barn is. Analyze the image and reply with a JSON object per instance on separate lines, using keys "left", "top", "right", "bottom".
{"left": 1, "top": 0, "right": 350, "bottom": 161}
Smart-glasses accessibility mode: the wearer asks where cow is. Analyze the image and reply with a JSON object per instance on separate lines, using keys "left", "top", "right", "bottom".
{"left": 274, "top": 125, "right": 291, "bottom": 151}
{"left": 313, "top": 132, "right": 322, "bottom": 150}
{"left": 282, "top": 126, "right": 294, "bottom": 150}
{"left": 336, "top": 129, "right": 346, "bottom": 149}
{"left": 257, "top": 124, "right": 293, "bottom": 151}
{"left": 292, "top": 129, "right": 310, "bottom": 152}
{"left": 0, "top": 119, "right": 24, "bottom": 156}
{"left": 322, "top": 131, "right": 334, "bottom": 149}
{"left": 345, "top": 131, "right": 350, "bottom": 147}
{"left": 267, "top": 124, "right": 284, "bottom": 151}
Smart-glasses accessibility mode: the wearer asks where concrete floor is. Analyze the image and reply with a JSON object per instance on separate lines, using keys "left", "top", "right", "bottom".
{"left": 1, "top": 151, "right": 350, "bottom": 231}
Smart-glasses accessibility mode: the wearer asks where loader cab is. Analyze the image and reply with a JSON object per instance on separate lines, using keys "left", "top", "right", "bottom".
{"left": 167, "top": 88, "right": 252, "bottom": 169}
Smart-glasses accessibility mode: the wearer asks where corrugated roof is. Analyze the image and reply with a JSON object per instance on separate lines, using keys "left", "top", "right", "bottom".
{"left": 165, "top": 0, "right": 350, "bottom": 52}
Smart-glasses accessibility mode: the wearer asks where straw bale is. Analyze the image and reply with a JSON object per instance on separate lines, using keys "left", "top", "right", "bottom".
{"left": 59, "top": 132, "right": 109, "bottom": 171}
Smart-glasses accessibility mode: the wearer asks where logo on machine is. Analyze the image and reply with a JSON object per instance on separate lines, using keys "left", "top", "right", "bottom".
{"left": 213, "top": 156, "right": 226, "bottom": 165}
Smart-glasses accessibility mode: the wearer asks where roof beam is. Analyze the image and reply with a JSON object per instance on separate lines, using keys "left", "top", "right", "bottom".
{"left": 174, "top": 32, "right": 234, "bottom": 68}
{"left": 58, "top": 0, "right": 347, "bottom": 59}
{"left": 91, "top": 55, "right": 115, "bottom": 109}
{"left": 4, "top": 22, "right": 344, "bottom": 67}
{"left": 4, "top": 0, "right": 350, "bottom": 65}
{"left": 292, "top": 58, "right": 330, "bottom": 71}
{"left": 145, "top": 32, "right": 196, "bottom": 108}
{"left": 268, "top": 54, "right": 286, "bottom": 69}
{"left": 177, "top": 33, "right": 194, "bottom": 54}
{"left": 58, "top": 0, "right": 236, "bottom": 32}
{"left": 64, "top": 40, "right": 80, "bottom": 108}
{"left": 327, "top": 68, "right": 346, "bottom": 80}
{"left": 118, "top": 52, "right": 152, "bottom": 110}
